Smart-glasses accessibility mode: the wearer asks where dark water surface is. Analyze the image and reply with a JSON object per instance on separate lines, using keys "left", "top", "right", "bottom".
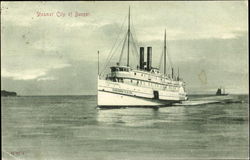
{"left": 2, "top": 95, "right": 249, "bottom": 160}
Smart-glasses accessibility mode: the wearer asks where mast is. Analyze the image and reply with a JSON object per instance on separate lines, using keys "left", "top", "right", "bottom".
{"left": 164, "top": 29, "right": 166, "bottom": 75}
{"left": 98, "top": 50, "right": 100, "bottom": 76}
{"left": 177, "top": 67, "right": 179, "bottom": 80}
{"left": 172, "top": 68, "right": 174, "bottom": 79}
{"left": 127, "top": 6, "right": 130, "bottom": 67}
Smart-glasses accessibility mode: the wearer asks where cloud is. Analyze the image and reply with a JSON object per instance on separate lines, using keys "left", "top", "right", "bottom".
{"left": 2, "top": 68, "right": 46, "bottom": 80}
{"left": 37, "top": 76, "right": 56, "bottom": 81}
{"left": 134, "top": 25, "right": 246, "bottom": 42}
{"left": 2, "top": 63, "right": 70, "bottom": 80}
{"left": 32, "top": 39, "right": 58, "bottom": 52}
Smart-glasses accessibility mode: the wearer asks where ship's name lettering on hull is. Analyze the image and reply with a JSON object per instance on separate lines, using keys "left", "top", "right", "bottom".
{"left": 112, "top": 88, "right": 132, "bottom": 94}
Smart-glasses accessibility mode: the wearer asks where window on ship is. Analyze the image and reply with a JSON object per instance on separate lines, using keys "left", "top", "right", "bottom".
{"left": 118, "top": 78, "right": 123, "bottom": 83}
{"left": 111, "top": 68, "right": 116, "bottom": 72}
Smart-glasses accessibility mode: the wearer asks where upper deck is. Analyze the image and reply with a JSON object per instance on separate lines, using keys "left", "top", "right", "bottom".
{"left": 107, "top": 66, "right": 184, "bottom": 86}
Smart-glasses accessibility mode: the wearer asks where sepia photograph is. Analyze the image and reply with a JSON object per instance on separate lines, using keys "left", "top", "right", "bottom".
{"left": 1, "top": 1, "right": 249, "bottom": 160}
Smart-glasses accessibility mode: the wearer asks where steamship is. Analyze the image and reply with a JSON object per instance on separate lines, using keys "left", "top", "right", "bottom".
{"left": 97, "top": 8, "right": 188, "bottom": 107}
{"left": 216, "top": 88, "right": 228, "bottom": 96}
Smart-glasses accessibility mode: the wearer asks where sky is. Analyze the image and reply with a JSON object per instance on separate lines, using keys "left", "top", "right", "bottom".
{"left": 1, "top": 1, "right": 248, "bottom": 95}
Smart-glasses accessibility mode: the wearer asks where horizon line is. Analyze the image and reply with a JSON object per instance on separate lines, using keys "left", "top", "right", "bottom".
{"left": 5, "top": 93, "right": 249, "bottom": 97}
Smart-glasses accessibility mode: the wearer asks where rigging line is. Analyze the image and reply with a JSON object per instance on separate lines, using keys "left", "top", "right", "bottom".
{"left": 166, "top": 43, "right": 172, "bottom": 72}
{"left": 100, "top": 15, "right": 127, "bottom": 74}
{"left": 158, "top": 46, "right": 164, "bottom": 69}
{"left": 131, "top": 16, "right": 140, "bottom": 48}
{"left": 127, "top": 6, "right": 131, "bottom": 66}
{"left": 101, "top": 33, "right": 126, "bottom": 74}
{"left": 165, "top": 31, "right": 173, "bottom": 68}
{"left": 129, "top": 16, "right": 137, "bottom": 68}
{"left": 118, "top": 31, "right": 128, "bottom": 64}
{"left": 101, "top": 34, "right": 120, "bottom": 73}
{"left": 166, "top": 45, "right": 173, "bottom": 68}
{"left": 107, "top": 31, "right": 127, "bottom": 64}
{"left": 130, "top": 15, "right": 141, "bottom": 66}
{"left": 100, "top": 24, "right": 128, "bottom": 74}
{"left": 101, "top": 42, "right": 123, "bottom": 75}
{"left": 130, "top": 42, "right": 138, "bottom": 68}
{"left": 131, "top": 31, "right": 139, "bottom": 50}
{"left": 131, "top": 35, "right": 140, "bottom": 68}
{"left": 100, "top": 38, "right": 123, "bottom": 74}
{"left": 101, "top": 24, "right": 126, "bottom": 74}
{"left": 131, "top": 33, "right": 140, "bottom": 59}
{"left": 130, "top": 34, "right": 138, "bottom": 55}
{"left": 130, "top": 34, "right": 139, "bottom": 61}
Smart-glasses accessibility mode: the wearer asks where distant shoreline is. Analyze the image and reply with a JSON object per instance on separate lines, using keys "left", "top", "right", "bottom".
{"left": 1, "top": 90, "right": 17, "bottom": 97}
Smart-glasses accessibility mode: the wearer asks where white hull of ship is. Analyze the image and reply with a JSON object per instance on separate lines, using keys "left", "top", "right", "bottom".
{"left": 98, "top": 90, "right": 176, "bottom": 107}
{"left": 97, "top": 78, "right": 186, "bottom": 107}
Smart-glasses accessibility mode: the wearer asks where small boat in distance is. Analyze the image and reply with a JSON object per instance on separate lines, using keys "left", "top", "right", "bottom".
{"left": 216, "top": 88, "right": 228, "bottom": 96}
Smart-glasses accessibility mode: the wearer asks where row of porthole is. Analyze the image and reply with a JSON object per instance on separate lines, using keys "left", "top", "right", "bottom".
{"left": 106, "top": 81, "right": 179, "bottom": 93}
{"left": 132, "top": 72, "right": 174, "bottom": 83}
{"left": 111, "top": 77, "right": 179, "bottom": 90}
{"left": 128, "top": 79, "right": 179, "bottom": 90}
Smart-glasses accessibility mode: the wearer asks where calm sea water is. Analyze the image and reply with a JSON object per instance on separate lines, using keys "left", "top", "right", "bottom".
{"left": 2, "top": 95, "right": 249, "bottom": 160}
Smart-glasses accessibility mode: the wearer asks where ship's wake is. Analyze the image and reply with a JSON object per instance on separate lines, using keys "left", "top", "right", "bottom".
{"left": 173, "top": 95, "right": 243, "bottom": 106}
{"left": 97, "top": 95, "right": 244, "bottom": 109}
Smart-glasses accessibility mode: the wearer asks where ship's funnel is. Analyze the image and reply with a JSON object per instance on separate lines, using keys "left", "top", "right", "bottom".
{"left": 139, "top": 47, "right": 144, "bottom": 69}
{"left": 147, "top": 47, "right": 152, "bottom": 71}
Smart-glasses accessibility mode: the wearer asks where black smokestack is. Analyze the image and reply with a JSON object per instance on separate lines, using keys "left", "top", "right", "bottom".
{"left": 147, "top": 47, "right": 152, "bottom": 71}
{"left": 139, "top": 47, "right": 144, "bottom": 69}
